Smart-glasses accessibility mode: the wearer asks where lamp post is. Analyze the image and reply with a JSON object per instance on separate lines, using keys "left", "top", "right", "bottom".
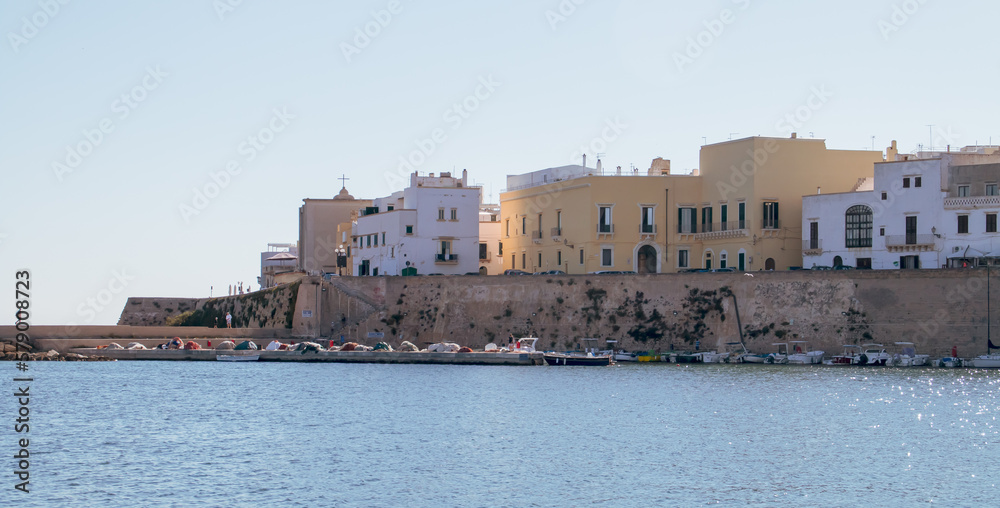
{"left": 336, "top": 245, "right": 347, "bottom": 276}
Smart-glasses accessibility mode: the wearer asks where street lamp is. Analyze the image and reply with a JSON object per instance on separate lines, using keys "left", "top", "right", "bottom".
{"left": 336, "top": 245, "right": 347, "bottom": 276}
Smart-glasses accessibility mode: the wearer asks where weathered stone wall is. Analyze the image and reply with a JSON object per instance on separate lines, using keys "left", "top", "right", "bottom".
{"left": 321, "top": 270, "right": 994, "bottom": 358}
{"left": 112, "top": 270, "right": 995, "bottom": 359}
{"left": 118, "top": 283, "right": 300, "bottom": 329}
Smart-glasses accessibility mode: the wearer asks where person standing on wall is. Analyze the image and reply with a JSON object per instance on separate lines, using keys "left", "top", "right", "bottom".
{"left": 226, "top": 312, "right": 233, "bottom": 328}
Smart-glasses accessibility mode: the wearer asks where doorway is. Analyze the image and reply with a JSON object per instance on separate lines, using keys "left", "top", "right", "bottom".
{"left": 637, "top": 245, "right": 657, "bottom": 274}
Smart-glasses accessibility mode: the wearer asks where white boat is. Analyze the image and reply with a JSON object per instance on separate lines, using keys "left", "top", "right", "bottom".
{"left": 823, "top": 345, "right": 861, "bottom": 366}
{"left": 766, "top": 343, "right": 789, "bottom": 364}
{"left": 857, "top": 344, "right": 891, "bottom": 366}
{"left": 938, "top": 356, "right": 963, "bottom": 368}
{"left": 507, "top": 336, "right": 538, "bottom": 352}
{"left": 970, "top": 266, "right": 1000, "bottom": 367}
{"left": 891, "top": 342, "right": 929, "bottom": 367}
{"left": 216, "top": 353, "right": 260, "bottom": 361}
{"left": 697, "top": 351, "right": 727, "bottom": 363}
{"left": 786, "top": 341, "right": 824, "bottom": 364}
{"left": 971, "top": 355, "right": 1000, "bottom": 368}
{"left": 614, "top": 351, "right": 639, "bottom": 362}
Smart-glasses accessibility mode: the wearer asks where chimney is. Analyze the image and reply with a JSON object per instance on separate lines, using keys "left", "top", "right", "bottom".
{"left": 596, "top": 158, "right": 602, "bottom": 173}
{"left": 886, "top": 140, "right": 898, "bottom": 162}
{"left": 582, "top": 154, "right": 587, "bottom": 168}
{"left": 791, "top": 132, "right": 797, "bottom": 139}
{"left": 616, "top": 165, "right": 622, "bottom": 176}
{"left": 462, "top": 168, "right": 468, "bottom": 186}
{"left": 817, "top": 187, "right": 821, "bottom": 194}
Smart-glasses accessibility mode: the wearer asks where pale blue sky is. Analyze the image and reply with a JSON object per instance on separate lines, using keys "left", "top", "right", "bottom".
{"left": 3, "top": 0, "right": 998, "bottom": 325}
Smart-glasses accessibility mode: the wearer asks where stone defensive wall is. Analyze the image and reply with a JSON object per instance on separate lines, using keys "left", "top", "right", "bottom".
{"left": 316, "top": 269, "right": 991, "bottom": 358}
{"left": 8, "top": 270, "right": 994, "bottom": 357}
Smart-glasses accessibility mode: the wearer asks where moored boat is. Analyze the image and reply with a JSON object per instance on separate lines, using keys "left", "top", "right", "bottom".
{"left": 786, "top": 340, "right": 824, "bottom": 364}
{"left": 891, "top": 342, "right": 930, "bottom": 367}
{"left": 766, "top": 343, "right": 789, "bottom": 364}
{"left": 216, "top": 353, "right": 259, "bottom": 362}
{"left": 543, "top": 352, "right": 612, "bottom": 366}
{"left": 823, "top": 345, "right": 860, "bottom": 366}
{"left": 856, "top": 344, "right": 891, "bottom": 366}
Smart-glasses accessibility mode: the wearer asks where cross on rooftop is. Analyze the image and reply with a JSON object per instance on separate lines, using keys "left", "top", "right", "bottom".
{"left": 339, "top": 174, "right": 350, "bottom": 189}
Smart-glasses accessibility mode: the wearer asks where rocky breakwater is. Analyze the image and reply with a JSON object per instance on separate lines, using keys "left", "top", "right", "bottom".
{"left": 2, "top": 341, "right": 113, "bottom": 362}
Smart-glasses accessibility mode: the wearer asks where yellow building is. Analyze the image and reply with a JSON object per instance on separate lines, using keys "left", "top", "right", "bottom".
{"left": 500, "top": 159, "right": 700, "bottom": 274}
{"left": 500, "top": 135, "right": 884, "bottom": 273}
{"left": 697, "top": 136, "right": 883, "bottom": 270}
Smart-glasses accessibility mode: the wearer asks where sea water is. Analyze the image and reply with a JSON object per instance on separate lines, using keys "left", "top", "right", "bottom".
{"left": 5, "top": 362, "right": 999, "bottom": 507}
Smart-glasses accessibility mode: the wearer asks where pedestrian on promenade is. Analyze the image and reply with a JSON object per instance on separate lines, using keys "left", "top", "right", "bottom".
{"left": 226, "top": 312, "right": 233, "bottom": 328}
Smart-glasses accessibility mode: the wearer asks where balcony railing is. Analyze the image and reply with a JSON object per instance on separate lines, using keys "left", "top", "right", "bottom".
{"left": 885, "top": 234, "right": 935, "bottom": 247}
{"left": 597, "top": 224, "right": 615, "bottom": 234}
{"left": 532, "top": 230, "right": 543, "bottom": 240}
{"left": 435, "top": 253, "right": 459, "bottom": 263}
{"left": 551, "top": 227, "right": 562, "bottom": 237}
{"left": 678, "top": 221, "right": 749, "bottom": 235}
{"left": 761, "top": 219, "right": 781, "bottom": 230}
{"left": 802, "top": 239, "right": 823, "bottom": 252}
{"left": 640, "top": 224, "right": 657, "bottom": 235}
{"left": 479, "top": 251, "right": 491, "bottom": 261}
{"left": 944, "top": 195, "right": 1000, "bottom": 209}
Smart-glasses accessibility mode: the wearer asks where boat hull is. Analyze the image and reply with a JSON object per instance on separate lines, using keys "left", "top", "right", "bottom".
{"left": 971, "top": 355, "right": 1000, "bottom": 368}
{"left": 216, "top": 354, "right": 259, "bottom": 362}
{"left": 544, "top": 353, "right": 612, "bottom": 366}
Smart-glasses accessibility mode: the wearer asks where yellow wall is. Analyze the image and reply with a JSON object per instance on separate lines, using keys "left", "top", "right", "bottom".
{"left": 500, "top": 136, "right": 883, "bottom": 274}
{"left": 500, "top": 174, "right": 701, "bottom": 273}
{"left": 699, "top": 137, "right": 882, "bottom": 270}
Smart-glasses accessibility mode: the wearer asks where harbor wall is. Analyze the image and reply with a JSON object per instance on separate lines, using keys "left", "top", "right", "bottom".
{"left": 36, "top": 269, "right": 997, "bottom": 358}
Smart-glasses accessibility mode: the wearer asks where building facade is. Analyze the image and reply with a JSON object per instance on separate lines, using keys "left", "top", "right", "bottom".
{"left": 478, "top": 204, "right": 503, "bottom": 275}
{"left": 352, "top": 170, "right": 482, "bottom": 276}
{"left": 802, "top": 145, "right": 1000, "bottom": 269}
{"left": 499, "top": 135, "right": 884, "bottom": 274}
{"left": 298, "top": 187, "right": 371, "bottom": 275}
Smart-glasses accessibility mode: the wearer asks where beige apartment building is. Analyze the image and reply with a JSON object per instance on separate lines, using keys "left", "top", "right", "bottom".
{"left": 500, "top": 135, "right": 884, "bottom": 273}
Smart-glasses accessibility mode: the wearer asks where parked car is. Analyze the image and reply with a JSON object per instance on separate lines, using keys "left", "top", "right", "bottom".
{"left": 833, "top": 265, "right": 854, "bottom": 270}
{"left": 681, "top": 268, "right": 711, "bottom": 273}
{"left": 537, "top": 270, "right": 566, "bottom": 275}
{"left": 711, "top": 267, "right": 736, "bottom": 273}
{"left": 811, "top": 265, "right": 833, "bottom": 270}
{"left": 503, "top": 269, "right": 530, "bottom": 275}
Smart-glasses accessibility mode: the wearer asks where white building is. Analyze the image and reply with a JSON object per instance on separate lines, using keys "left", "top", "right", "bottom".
{"left": 802, "top": 143, "right": 1000, "bottom": 270}
{"left": 352, "top": 170, "right": 482, "bottom": 276}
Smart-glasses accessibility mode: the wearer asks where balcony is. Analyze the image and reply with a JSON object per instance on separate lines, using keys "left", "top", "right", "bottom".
{"left": 944, "top": 195, "right": 1000, "bottom": 209}
{"left": 435, "top": 253, "right": 459, "bottom": 264}
{"left": 885, "top": 234, "right": 935, "bottom": 252}
{"left": 639, "top": 224, "right": 657, "bottom": 238}
{"left": 761, "top": 219, "right": 781, "bottom": 230}
{"left": 691, "top": 221, "right": 750, "bottom": 240}
{"left": 802, "top": 239, "right": 823, "bottom": 255}
{"left": 551, "top": 227, "right": 562, "bottom": 240}
{"left": 597, "top": 223, "right": 614, "bottom": 238}
{"left": 532, "top": 230, "right": 543, "bottom": 244}
{"left": 479, "top": 251, "right": 491, "bottom": 261}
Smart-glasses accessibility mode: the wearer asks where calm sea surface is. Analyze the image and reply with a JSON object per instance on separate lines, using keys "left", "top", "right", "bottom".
{"left": 5, "top": 361, "right": 1000, "bottom": 507}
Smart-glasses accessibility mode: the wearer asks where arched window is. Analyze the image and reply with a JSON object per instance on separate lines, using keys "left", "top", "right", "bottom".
{"left": 845, "top": 205, "right": 873, "bottom": 248}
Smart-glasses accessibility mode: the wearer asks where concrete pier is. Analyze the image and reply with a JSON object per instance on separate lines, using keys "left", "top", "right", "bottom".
{"left": 71, "top": 348, "right": 545, "bottom": 365}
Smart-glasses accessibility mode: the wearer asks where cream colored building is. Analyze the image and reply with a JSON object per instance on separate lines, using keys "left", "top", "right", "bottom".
{"left": 298, "top": 187, "right": 371, "bottom": 275}
{"left": 695, "top": 135, "right": 884, "bottom": 270}
{"left": 500, "top": 135, "right": 884, "bottom": 273}
{"left": 478, "top": 204, "right": 503, "bottom": 275}
{"left": 500, "top": 159, "right": 700, "bottom": 274}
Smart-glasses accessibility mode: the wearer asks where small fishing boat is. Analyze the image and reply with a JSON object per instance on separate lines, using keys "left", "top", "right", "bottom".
{"left": 614, "top": 351, "right": 639, "bottom": 362}
{"left": 891, "top": 342, "right": 930, "bottom": 367}
{"left": 636, "top": 351, "right": 661, "bottom": 362}
{"left": 216, "top": 353, "right": 260, "bottom": 362}
{"left": 765, "top": 343, "right": 789, "bottom": 364}
{"left": 823, "top": 345, "right": 860, "bottom": 366}
{"left": 786, "top": 341, "right": 824, "bottom": 364}
{"left": 856, "top": 344, "right": 891, "bottom": 366}
{"left": 543, "top": 352, "right": 612, "bottom": 366}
